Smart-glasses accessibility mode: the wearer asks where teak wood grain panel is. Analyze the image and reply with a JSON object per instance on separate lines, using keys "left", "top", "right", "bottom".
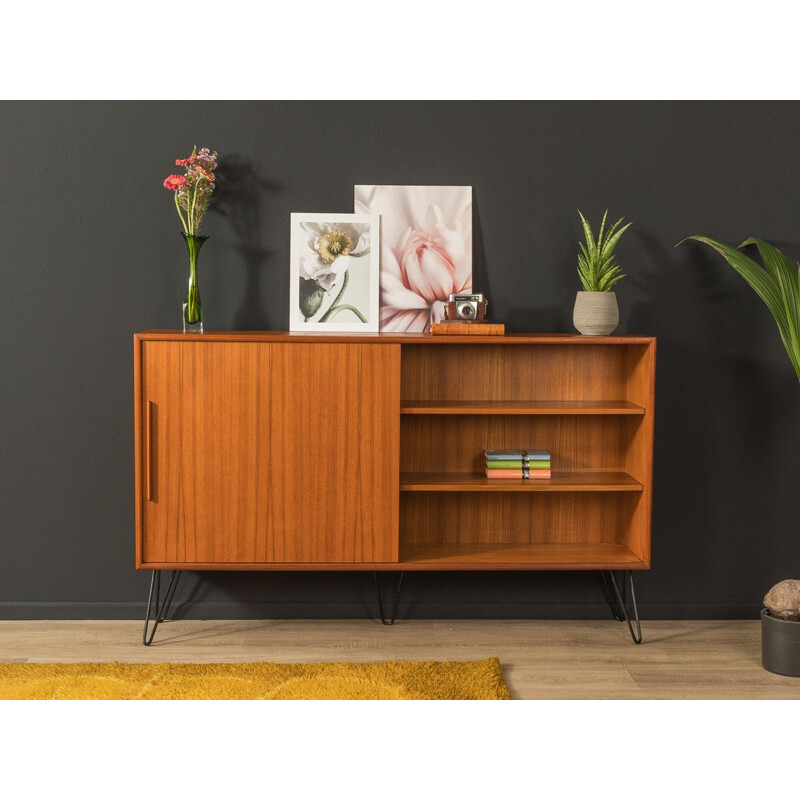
{"left": 399, "top": 542, "right": 644, "bottom": 568}
{"left": 137, "top": 331, "right": 656, "bottom": 346}
{"left": 137, "top": 341, "right": 400, "bottom": 566}
{"left": 266, "top": 343, "right": 400, "bottom": 562}
{"left": 400, "top": 400, "right": 646, "bottom": 414}
{"left": 400, "top": 415, "right": 636, "bottom": 473}
{"left": 139, "top": 341, "right": 272, "bottom": 565}
{"left": 399, "top": 472, "right": 642, "bottom": 491}
{"left": 399, "top": 492, "right": 636, "bottom": 547}
{"left": 400, "top": 344, "right": 629, "bottom": 403}
{"left": 623, "top": 342, "right": 656, "bottom": 565}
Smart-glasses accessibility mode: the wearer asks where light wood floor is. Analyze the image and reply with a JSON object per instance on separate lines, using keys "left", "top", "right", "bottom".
{"left": 1, "top": 619, "right": 799, "bottom": 699}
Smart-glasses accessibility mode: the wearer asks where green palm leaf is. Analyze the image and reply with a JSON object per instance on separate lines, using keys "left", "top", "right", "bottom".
{"left": 740, "top": 238, "right": 800, "bottom": 353}
{"left": 679, "top": 235, "right": 800, "bottom": 381}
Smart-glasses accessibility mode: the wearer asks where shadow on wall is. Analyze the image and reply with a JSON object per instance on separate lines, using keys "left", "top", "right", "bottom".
{"left": 497, "top": 201, "right": 577, "bottom": 334}
{"left": 472, "top": 191, "right": 491, "bottom": 302}
{"left": 505, "top": 305, "right": 566, "bottom": 333}
{"left": 471, "top": 190, "right": 569, "bottom": 333}
{"left": 630, "top": 230, "right": 800, "bottom": 602}
{"left": 212, "top": 155, "right": 281, "bottom": 329}
{"left": 628, "top": 232, "right": 728, "bottom": 593}
{"left": 166, "top": 570, "right": 379, "bottom": 621}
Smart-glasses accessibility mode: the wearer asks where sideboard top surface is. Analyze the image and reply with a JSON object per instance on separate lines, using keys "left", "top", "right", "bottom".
{"left": 135, "top": 331, "right": 656, "bottom": 345}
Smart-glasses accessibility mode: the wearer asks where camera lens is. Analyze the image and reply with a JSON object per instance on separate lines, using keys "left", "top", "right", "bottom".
{"left": 458, "top": 303, "right": 475, "bottom": 318}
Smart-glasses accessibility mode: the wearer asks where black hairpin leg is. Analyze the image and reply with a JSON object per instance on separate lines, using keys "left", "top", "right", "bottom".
{"left": 601, "top": 571, "right": 625, "bottom": 622}
{"left": 373, "top": 571, "right": 404, "bottom": 625}
{"left": 601, "top": 570, "right": 642, "bottom": 644}
{"left": 142, "top": 570, "right": 181, "bottom": 646}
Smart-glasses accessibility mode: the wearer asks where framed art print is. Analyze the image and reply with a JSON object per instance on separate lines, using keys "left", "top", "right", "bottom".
{"left": 355, "top": 185, "right": 472, "bottom": 332}
{"left": 290, "top": 213, "right": 380, "bottom": 332}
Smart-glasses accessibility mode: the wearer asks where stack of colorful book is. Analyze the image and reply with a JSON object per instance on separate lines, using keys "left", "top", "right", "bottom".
{"left": 484, "top": 449, "right": 552, "bottom": 479}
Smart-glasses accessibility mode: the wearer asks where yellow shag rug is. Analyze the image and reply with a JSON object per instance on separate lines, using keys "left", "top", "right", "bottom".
{"left": 0, "top": 658, "right": 510, "bottom": 700}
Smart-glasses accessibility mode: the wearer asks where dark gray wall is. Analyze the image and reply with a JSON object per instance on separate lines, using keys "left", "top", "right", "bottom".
{"left": 2, "top": 101, "right": 799, "bottom": 620}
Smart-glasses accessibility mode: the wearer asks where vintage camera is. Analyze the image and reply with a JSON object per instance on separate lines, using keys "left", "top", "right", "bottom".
{"left": 443, "top": 293, "right": 488, "bottom": 322}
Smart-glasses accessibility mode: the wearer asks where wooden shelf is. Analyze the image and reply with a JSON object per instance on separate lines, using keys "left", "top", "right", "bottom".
{"left": 400, "top": 400, "right": 646, "bottom": 415}
{"left": 399, "top": 471, "right": 643, "bottom": 492}
{"left": 399, "top": 542, "right": 646, "bottom": 569}
{"left": 140, "top": 542, "right": 647, "bottom": 571}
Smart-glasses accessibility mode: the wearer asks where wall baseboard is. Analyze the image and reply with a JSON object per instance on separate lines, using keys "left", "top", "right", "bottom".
{"left": 0, "top": 600, "right": 761, "bottom": 620}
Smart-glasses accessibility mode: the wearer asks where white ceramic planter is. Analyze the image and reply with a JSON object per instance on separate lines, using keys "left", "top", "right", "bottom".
{"left": 573, "top": 291, "right": 619, "bottom": 335}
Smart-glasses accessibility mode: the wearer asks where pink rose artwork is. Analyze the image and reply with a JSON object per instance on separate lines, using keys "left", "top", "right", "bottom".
{"left": 355, "top": 185, "right": 472, "bottom": 331}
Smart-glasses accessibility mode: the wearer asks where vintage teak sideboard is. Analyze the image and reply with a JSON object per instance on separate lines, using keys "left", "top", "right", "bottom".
{"left": 134, "top": 331, "right": 655, "bottom": 643}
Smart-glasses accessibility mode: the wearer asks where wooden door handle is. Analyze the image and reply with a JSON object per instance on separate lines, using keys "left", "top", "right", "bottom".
{"left": 146, "top": 400, "right": 155, "bottom": 501}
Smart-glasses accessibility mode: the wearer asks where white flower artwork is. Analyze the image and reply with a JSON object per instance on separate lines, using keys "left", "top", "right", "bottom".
{"left": 355, "top": 185, "right": 472, "bottom": 332}
{"left": 290, "top": 213, "right": 380, "bottom": 332}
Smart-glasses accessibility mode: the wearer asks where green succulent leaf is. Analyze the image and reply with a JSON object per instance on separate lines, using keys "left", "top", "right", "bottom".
{"left": 598, "top": 266, "right": 623, "bottom": 291}
{"left": 578, "top": 211, "right": 597, "bottom": 261}
{"left": 596, "top": 209, "right": 608, "bottom": 251}
{"left": 604, "top": 217, "right": 624, "bottom": 241}
{"left": 601, "top": 221, "right": 633, "bottom": 262}
{"left": 576, "top": 209, "right": 631, "bottom": 291}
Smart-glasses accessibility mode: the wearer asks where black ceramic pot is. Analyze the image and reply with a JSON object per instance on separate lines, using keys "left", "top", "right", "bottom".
{"left": 761, "top": 609, "right": 800, "bottom": 677}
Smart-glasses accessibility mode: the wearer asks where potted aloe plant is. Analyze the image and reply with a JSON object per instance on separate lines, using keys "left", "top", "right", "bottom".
{"left": 573, "top": 209, "right": 632, "bottom": 335}
{"left": 681, "top": 235, "right": 800, "bottom": 677}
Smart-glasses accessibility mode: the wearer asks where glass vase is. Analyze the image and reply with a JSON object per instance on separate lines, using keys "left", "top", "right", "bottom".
{"left": 182, "top": 233, "right": 208, "bottom": 333}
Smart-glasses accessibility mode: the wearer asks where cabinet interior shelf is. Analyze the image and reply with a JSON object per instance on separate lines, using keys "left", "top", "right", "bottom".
{"left": 399, "top": 471, "right": 643, "bottom": 492}
{"left": 140, "top": 542, "right": 648, "bottom": 571}
{"left": 398, "top": 542, "right": 646, "bottom": 569}
{"left": 400, "top": 400, "right": 646, "bottom": 415}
